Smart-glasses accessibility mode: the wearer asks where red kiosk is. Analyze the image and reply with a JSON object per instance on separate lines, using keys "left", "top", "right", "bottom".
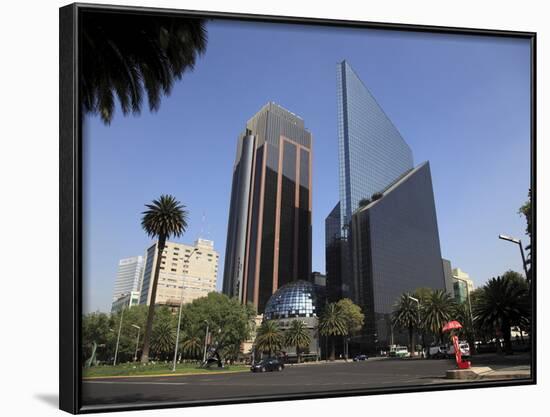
{"left": 442, "top": 320, "right": 471, "bottom": 369}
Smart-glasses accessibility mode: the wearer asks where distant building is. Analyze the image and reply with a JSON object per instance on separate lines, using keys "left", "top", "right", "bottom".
{"left": 139, "top": 239, "right": 219, "bottom": 308}
{"left": 452, "top": 267, "right": 474, "bottom": 303}
{"left": 442, "top": 258, "right": 454, "bottom": 296}
{"left": 112, "top": 256, "right": 144, "bottom": 301}
{"left": 310, "top": 271, "right": 326, "bottom": 287}
{"left": 111, "top": 291, "right": 140, "bottom": 313}
{"left": 223, "top": 102, "right": 313, "bottom": 313}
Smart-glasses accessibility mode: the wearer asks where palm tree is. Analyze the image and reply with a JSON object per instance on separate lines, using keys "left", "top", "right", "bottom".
{"left": 422, "top": 290, "right": 455, "bottom": 344}
{"left": 255, "top": 320, "right": 284, "bottom": 357}
{"left": 284, "top": 320, "right": 311, "bottom": 363}
{"left": 140, "top": 195, "right": 188, "bottom": 363}
{"left": 474, "top": 275, "right": 529, "bottom": 354}
{"left": 150, "top": 321, "right": 175, "bottom": 360}
{"left": 392, "top": 294, "right": 419, "bottom": 355}
{"left": 81, "top": 12, "right": 207, "bottom": 124}
{"left": 180, "top": 326, "right": 203, "bottom": 361}
{"left": 318, "top": 303, "right": 347, "bottom": 361}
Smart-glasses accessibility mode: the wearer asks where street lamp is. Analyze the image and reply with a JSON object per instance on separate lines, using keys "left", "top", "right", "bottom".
{"left": 172, "top": 247, "right": 198, "bottom": 372}
{"left": 202, "top": 320, "right": 209, "bottom": 364}
{"left": 454, "top": 276, "right": 476, "bottom": 354}
{"left": 498, "top": 234, "right": 529, "bottom": 281}
{"left": 113, "top": 306, "right": 125, "bottom": 366}
{"left": 407, "top": 295, "right": 421, "bottom": 356}
{"left": 131, "top": 324, "right": 140, "bottom": 362}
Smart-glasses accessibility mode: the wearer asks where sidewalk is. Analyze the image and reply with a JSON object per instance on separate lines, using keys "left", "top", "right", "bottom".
{"left": 446, "top": 364, "right": 531, "bottom": 380}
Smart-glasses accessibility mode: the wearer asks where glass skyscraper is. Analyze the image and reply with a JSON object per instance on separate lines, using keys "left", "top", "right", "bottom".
{"left": 223, "top": 103, "right": 313, "bottom": 313}
{"left": 336, "top": 60, "right": 413, "bottom": 228}
{"left": 327, "top": 61, "right": 445, "bottom": 353}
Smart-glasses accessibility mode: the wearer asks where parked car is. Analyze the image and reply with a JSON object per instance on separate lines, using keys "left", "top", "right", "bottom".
{"left": 353, "top": 354, "right": 368, "bottom": 361}
{"left": 389, "top": 346, "right": 409, "bottom": 358}
{"left": 250, "top": 357, "right": 285, "bottom": 373}
{"left": 448, "top": 341, "right": 470, "bottom": 358}
{"left": 428, "top": 345, "right": 448, "bottom": 359}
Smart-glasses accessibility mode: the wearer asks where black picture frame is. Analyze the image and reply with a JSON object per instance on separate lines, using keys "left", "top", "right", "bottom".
{"left": 59, "top": 3, "right": 537, "bottom": 414}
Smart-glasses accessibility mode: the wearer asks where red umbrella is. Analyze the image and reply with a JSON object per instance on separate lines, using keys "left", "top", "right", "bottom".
{"left": 442, "top": 320, "right": 463, "bottom": 332}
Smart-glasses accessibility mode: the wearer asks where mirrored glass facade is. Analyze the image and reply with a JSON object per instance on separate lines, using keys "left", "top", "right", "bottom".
{"left": 264, "top": 280, "right": 325, "bottom": 320}
{"left": 337, "top": 60, "right": 413, "bottom": 227}
{"left": 351, "top": 162, "right": 446, "bottom": 352}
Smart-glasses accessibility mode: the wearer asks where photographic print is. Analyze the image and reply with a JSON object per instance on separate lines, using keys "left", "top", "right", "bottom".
{"left": 59, "top": 3, "right": 536, "bottom": 413}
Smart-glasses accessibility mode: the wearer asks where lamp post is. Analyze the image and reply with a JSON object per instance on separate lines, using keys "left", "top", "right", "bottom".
{"left": 454, "top": 276, "right": 476, "bottom": 355}
{"left": 131, "top": 324, "right": 140, "bottom": 362}
{"left": 202, "top": 320, "right": 209, "bottom": 364}
{"left": 113, "top": 306, "right": 125, "bottom": 366}
{"left": 172, "top": 247, "right": 198, "bottom": 372}
{"left": 498, "top": 234, "right": 530, "bottom": 282}
{"left": 407, "top": 295, "right": 421, "bottom": 357}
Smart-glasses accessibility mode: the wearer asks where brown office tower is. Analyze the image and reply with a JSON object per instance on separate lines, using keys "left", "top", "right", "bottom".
{"left": 223, "top": 102, "right": 313, "bottom": 313}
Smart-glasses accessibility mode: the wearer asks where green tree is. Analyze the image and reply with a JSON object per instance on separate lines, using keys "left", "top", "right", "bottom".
{"left": 179, "top": 325, "right": 204, "bottom": 361}
{"left": 318, "top": 302, "right": 347, "bottom": 361}
{"left": 421, "top": 289, "right": 455, "bottom": 344}
{"left": 474, "top": 273, "right": 529, "bottom": 354}
{"left": 179, "top": 293, "right": 256, "bottom": 363}
{"left": 336, "top": 298, "right": 364, "bottom": 359}
{"left": 81, "top": 311, "right": 115, "bottom": 363}
{"left": 255, "top": 320, "right": 284, "bottom": 357}
{"left": 518, "top": 189, "right": 533, "bottom": 283}
{"left": 392, "top": 293, "right": 419, "bottom": 355}
{"left": 150, "top": 321, "right": 175, "bottom": 360}
{"left": 82, "top": 12, "right": 207, "bottom": 124}
{"left": 284, "top": 320, "right": 311, "bottom": 363}
{"left": 140, "top": 195, "right": 188, "bottom": 363}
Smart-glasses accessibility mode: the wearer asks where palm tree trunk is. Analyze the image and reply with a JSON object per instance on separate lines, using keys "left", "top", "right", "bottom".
{"left": 296, "top": 345, "right": 300, "bottom": 364}
{"left": 409, "top": 326, "right": 415, "bottom": 356}
{"left": 330, "top": 337, "right": 336, "bottom": 361}
{"left": 140, "top": 238, "right": 166, "bottom": 363}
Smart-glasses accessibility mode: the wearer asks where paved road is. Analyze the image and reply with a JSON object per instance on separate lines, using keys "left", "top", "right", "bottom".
{"left": 81, "top": 355, "right": 531, "bottom": 409}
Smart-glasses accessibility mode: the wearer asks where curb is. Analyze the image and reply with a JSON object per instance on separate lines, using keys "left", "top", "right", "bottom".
{"left": 82, "top": 369, "right": 248, "bottom": 380}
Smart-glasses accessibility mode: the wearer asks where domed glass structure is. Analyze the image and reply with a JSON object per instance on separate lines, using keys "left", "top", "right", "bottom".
{"left": 263, "top": 280, "right": 325, "bottom": 320}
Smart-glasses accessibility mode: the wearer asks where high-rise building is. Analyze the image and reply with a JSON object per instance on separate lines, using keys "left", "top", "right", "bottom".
{"left": 336, "top": 60, "right": 413, "bottom": 229}
{"left": 223, "top": 102, "right": 313, "bottom": 313}
{"left": 350, "top": 162, "right": 446, "bottom": 351}
{"left": 112, "top": 256, "right": 144, "bottom": 301}
{"left": 327, "top": 61, "right": 445, "bottom": 353}
{"left": 111, "top": 291, "right": 141, "bottom": 313}
{"left": 452, "top": 267, "right": 475, "bottom": 303}
{"left": 442, "top": 258, "right": 455, "bottom": 296}
{"left": 327, "top": 61, "right": 415, "bottom": 299}
{"left": 139, "top": 239, "right": 219, "bottom": 307}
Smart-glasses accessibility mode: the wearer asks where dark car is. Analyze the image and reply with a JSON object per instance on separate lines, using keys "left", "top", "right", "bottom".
{"left": 353, "top": 354, "right": 368, "bottom": 361}
{"left": 250, "top": 357, "right": 285, "bottom": 373}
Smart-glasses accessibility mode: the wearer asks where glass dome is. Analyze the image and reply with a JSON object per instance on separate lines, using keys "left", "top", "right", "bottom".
{"left": 264, "top": 280, "right": 325, "bottom": 320}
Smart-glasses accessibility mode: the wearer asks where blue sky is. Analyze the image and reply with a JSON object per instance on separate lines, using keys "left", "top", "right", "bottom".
{"left": 82, "top": 19, "right": 531, "bottom": 313}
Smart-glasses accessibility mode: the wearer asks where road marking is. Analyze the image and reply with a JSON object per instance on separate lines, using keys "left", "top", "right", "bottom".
{"left": 85, "top": 381, "right": 189, "bottom": 386}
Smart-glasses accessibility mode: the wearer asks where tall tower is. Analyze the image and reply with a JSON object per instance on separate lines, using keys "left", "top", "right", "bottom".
{"left": 112, "top": 256, "right": 144, "bottom": 301}
{"left": 223, "top": 102, "right": 313, "bottom": 313}
{"left": 327, "top": 61, "right": 446, "bottom": 353}
{"left": 327, "top": 60, "right": 414, "bottom": 300}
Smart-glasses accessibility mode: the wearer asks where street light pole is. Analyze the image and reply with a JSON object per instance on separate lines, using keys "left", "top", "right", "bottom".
{"left": 172, "top": 248, "right": 198, "bottom": 372}
{"left": 131, "top": 324, "right": 140, "bottom": 362}
{"left": 498, "top": 234, "right": 530, "bottom": 281}
{"left": 454, "top": 276, "right": 476, "bottom": 354}
{"left": 113, "top": 306, "right": 125, "bottom": 366}
{"left": 407, "top": 295, "right": 420, "bottom": 356}
{"left": 202, "top": 320, "right": 209, "bottom": 364}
